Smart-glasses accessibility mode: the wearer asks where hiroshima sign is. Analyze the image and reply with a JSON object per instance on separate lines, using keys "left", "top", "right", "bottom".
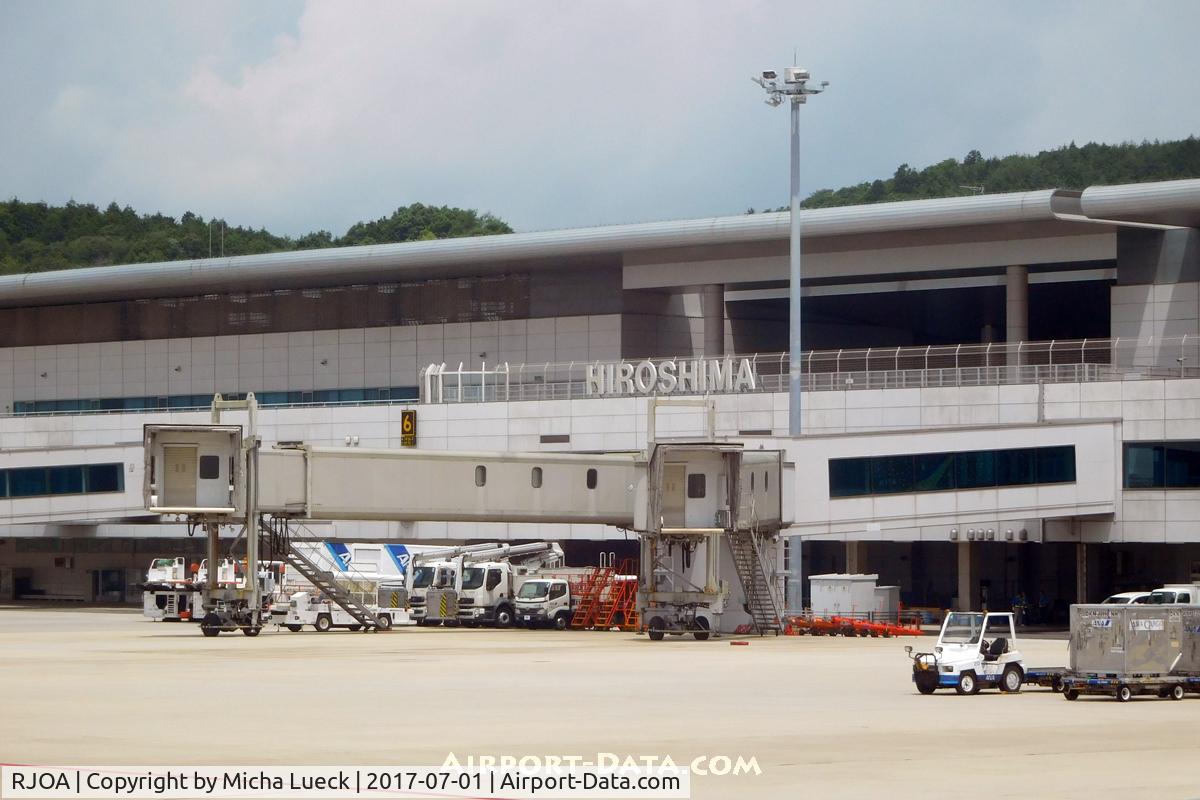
{"left": 585, "top": 356, "right": 757, "bottom": 397}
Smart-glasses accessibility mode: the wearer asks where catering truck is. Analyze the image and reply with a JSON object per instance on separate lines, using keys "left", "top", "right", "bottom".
{"left": 418, "top": 542, "right": 565, "bottom": 627}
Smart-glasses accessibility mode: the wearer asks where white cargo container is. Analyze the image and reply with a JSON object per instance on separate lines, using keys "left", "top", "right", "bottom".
{"left": 810, "top": 573, "right": 879, "bottom": 617}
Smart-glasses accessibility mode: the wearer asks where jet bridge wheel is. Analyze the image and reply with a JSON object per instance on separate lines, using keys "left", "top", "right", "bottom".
{"left": 241, "top": 626, "right": 261, "bottom": 637}
{"left": 692, "top": 616, "right": 711, "bottom": 642}
{"left": 200, "top": 612, "right": 222, "bottom": 637}
{"left": 648, "top": 616, "right": 666, "bottom": 641}
{"left": 286, "top": 625, "right": 303, "bottom": 633}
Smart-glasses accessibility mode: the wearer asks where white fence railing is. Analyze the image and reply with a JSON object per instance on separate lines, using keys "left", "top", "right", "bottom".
{"left": 420, "top": 336, "right": 1200, "bottom": 404}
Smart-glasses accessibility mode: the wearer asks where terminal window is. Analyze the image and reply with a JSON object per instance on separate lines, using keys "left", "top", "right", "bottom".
{"left": 829, "top": 445, "right": 1076, "bottom": 498}
{"left": 1123, "top": 441, "right": 1200, "bottom": 488}
{"left": 0, "top": 462, "right": 125, "bottom": 499}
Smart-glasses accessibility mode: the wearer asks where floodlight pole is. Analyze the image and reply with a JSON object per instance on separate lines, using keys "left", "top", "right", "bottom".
{"left": 788, "top": 97, "right": 803, "bottom": 438}
{"left": 753, "top": 66, "right": 827, "bottom": 437}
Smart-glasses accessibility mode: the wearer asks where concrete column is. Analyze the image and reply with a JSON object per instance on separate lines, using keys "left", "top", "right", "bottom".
{"left": 1076, "top": 542, "right": 1088, "bottom": 604}
{"left": 700, "top": 284, "right": 725, "bottom": 357}
{"left": 787, "top": 533, "right": 804, "bottom": 612}
{"left": 1006, "top": 264, "right": 1028, "bottom": 354}
{"left": 846, "top": 540, "right": 868, "bottom": 574}
{"left": 957, "top": 541, "right": 973, "bottom": 611}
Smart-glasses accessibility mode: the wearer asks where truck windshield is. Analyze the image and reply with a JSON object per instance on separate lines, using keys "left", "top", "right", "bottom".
{"left": 460, "top": 568, "right": 485, "bottom": 590}
{"left": 411, "top": 566, "right": 435, "bottom": 589}
{"left": 518, "top": 582, "right": 549, "bottom": 600}
{"left": 940, "top": 612, "right": 984, "bottom": 644}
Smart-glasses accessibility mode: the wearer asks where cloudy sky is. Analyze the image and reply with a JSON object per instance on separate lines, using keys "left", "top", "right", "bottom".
{"left": 3, "top": 0, "right": 1200, "bottom": 236}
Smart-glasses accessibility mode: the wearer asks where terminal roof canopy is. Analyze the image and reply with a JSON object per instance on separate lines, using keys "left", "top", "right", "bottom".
{"left": 0, "top": 179, "right": 1198, "bottom": 309}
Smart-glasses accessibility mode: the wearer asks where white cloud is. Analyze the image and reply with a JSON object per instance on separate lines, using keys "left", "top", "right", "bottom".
{"left": 5, "top": 0, "right": 1200, "bottom": 236}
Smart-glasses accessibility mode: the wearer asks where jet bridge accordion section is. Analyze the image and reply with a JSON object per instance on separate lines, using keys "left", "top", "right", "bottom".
{"left": 257, "top": 446, "right": 640, "bottom": 524}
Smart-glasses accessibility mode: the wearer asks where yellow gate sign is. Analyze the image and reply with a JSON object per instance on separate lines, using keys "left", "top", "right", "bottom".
{"left": 401, "top": 410, "right": 417, "bottom": 447}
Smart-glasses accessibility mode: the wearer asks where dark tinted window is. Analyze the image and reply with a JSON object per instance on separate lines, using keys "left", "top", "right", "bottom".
{"left": 48, "top": 466, "right": 84, "bottom": 494}
{"left": 1124, "top": 443, "right": 1163, "bottom": 488}
{"left": 914, "top": 453, "right": 955, "bottom": 492}
{"left": 1037, "top": 446, "right": 1076, "bottom": 484}
{"left": 870, "top": 456, "right": 914, "bottom": 494}
{"left": 586, "top": 469, "right": 598, "bottom": 490}
{"left": 9, "top": 468, "right": 48, "bottom": 498}
{"left": 829, "top": 458, "right": 870, "bottom": 498}
{"left": 198, "top": 455, "right": 220, "bottom": 480}
{"left": 86, "top": 464, "right": 123, "bottom": 493}
{"left": 956, "top": 451, "right": 996, "bottom": 489}
{"left": 996, "top": 449, "right": 1036, "bottom": 486}
{"left": 687, "top": 474, "right": 706, "bottom": 498}
{"left": 1165, "top": 442, "right": 1200, "bottom": 488}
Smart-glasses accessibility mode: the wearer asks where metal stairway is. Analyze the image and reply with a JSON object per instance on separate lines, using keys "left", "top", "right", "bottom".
{"left": 728, "top": 532, "right": 784, "bottom": 636}
{"left": 261, "top": 519, "right": 381, "bottom": 629}
{"left": 570, "top": 565, "right": 614, "bottom": 629}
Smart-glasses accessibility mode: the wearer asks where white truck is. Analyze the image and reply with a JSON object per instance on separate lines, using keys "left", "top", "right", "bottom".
{"left": 453, "top": 544, "right": 566, "bottom": 627}
{"left": 409, "top": 542, "right": 563, "bottom": 626}
{"left": 907, "top": 611, "right": 1026, "bottom": 695}
{"left": 271, "top": 589, "right": 411, "bottom": 632}
{"left": 515, "top": 577, "right": 575, "bottom": 629}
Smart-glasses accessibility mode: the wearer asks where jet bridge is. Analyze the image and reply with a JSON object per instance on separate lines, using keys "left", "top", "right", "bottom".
{"left": 142, "top": 394, "right": 788, "bottom": 638}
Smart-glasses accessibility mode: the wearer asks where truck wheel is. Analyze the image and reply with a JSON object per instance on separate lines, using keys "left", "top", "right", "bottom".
{"left": 495, "top": 607, "right": 514, "bottom": 628}
{"left": 692, "top": 617, "right": 711, "bottom": 642}
{"left": 914, "top": 671, "right": 938, "bottom": 695}
{"left": 1064, "top": 688, "right": 1080, "bottom": 701}
{"left": 1000, "top": 665, "right": 1023, "bottom": 693}
{"left": 315, "top": 614, "right": 333, "bottom": 632}
{"left": 648, "top": 616, "right": 666, "bottom": 641}
{"left": 1116, "top": 684, "right": 1132, "bottom": 702}
{"left": 375, "top": 614, "right": 393, "bottom": 631}
{"left": 1169, "top": 683, "right": 1185, "bottom": 701}
{"left": 1051, "top": 676, "right": 1063, "bottom": 693}
{"left": 286, "top": 625, "right": 303, "bottom": 633}
{"left": 955, "top": 671, "right": 978, "bottom": 696}
{"left": 241, "top": 626, "right": 261, "bottom": 637}
{"left": 554, "top": 612, "right": 570, "bottom": 631}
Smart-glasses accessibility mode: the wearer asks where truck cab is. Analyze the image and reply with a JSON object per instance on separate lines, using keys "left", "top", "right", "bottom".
{"left": 515, "top": 578, "right": 573, "bottom": 630}
{"left": 908, "top": 611, "right": 1025, "bottom": 695}
{"left": 457, "top": 561, "right": 517, "bottom": 627}
{"left": 408, "top": 561, "right": 456, "bottom": 624}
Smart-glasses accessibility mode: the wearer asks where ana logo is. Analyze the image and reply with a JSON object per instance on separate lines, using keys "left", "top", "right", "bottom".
{"left": 399, "top": 554, "right": 411, "bottom": 571}
{"left": 1091, "top": 619, "right": 1113, "bottom": 629}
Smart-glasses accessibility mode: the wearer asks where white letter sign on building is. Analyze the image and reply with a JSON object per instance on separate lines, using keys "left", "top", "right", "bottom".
{"left": 585, "top": 357, "right": 757, "bottom": 397}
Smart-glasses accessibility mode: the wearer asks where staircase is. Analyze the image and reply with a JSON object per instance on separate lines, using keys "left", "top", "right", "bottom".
{"left": 261, "top": 519, "right": 381, "bottom": 629}
{"left": 728, "top": 532, "right": 783, "bottom": 635}
{"left": 593, "top": 558, "right": 640, "bottom": 631}
{"left": 570, "top": 565, "right": 614, "bottom": 629}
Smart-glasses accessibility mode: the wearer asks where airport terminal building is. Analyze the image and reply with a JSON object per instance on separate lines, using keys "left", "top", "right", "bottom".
{"left": 3, "top": 178, "right": 1200, "bottom": 614}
